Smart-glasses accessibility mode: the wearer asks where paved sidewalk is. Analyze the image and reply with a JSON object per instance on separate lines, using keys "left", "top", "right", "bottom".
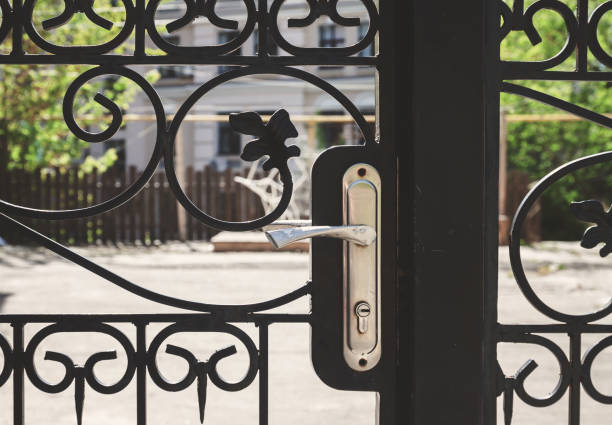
{"left": 0, "top": 241, "right": 611, "bottom": 424}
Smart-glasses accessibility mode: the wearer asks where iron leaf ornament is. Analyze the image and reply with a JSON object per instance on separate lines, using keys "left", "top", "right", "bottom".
{"left": 230, "top": 109, "right": 300, "bottom": 175}
{"left": 570, "top": 200, "right": 612, "bottom": 257}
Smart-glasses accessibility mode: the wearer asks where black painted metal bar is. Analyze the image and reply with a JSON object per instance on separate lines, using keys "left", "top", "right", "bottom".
{"left": 503, "top": 70, "right": 612, "bottom": 81}
{"left": 0, "top": 55, "right": 378, "bottom": 66}
{"left": 258, "top": 324, "right": 268, "bottom": 425}
{"left": 0, "top": 212, "right": 312, "bottom": 314}
{"left": 0, "top": 313, "right": 311, "bottom": 323}
{"left": 135, "top": 0, "right": 146, "bottom": 57}
{"left": 502, "top": 82, "right": 612, "bottom": 129}
{"left": 403, "top": 0, "right": 489, "bottom": 424}
{"left": 257, "top": 0, "right": 267, "bottom": 58}
{"left": 484, "top": 0, "right": 501, "bottom": 422}
{"left": 136, "top": 322, "right": 147, "bottom": 425}
{"left": 576, "top": 0, "right": 588, "bottom": 73}
{"left": 569, "top": 331, "right": 581, "bottom": 425}
{"left": 10, "top": 0, "right": 22, "bottom": 56}
{"left": 12, "top": 322, "right": 24, "bottom": 425}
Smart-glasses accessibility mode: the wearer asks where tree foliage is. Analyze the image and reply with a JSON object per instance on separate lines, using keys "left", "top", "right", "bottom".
{"left": 501, "top": 0, "right": 612, "bottom": 239}
{"left": 0, "top": 0, "right": 158, "bottom": 173}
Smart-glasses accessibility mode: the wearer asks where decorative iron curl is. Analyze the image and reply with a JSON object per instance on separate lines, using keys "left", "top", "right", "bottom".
{"left": 510, "top": 151, "right": 612, "bottom": 323}
{"left": 268, "top": 0, "right": 378, "bottom": 56}
{"left": 147, "top": 321, "right": 258, "bottom": 424}
{"left": 588, "top": 1, "right": 612, "bottom": 69}
{"left": 500, "top": 0, "right": 578, "bottom": 72}
{"left": 0, "top": 332, "right": 12, "bottom": 387}
{"left": 0, "top": 0, "right": 12, "bottom": 44}
{"left": 23, "top": 0, "right": 135, "bottom": 55}
{"left": 498, "top": 334, "right": 570, "bottom": 425}
{"left": 165, "top": 0, "right": 238, "bottom": 34}
{"left": 164, "top": 65, "right": 373, "bottom": 232}
{"left": 145, "top": 0, "right": 256, "bottom": 55}
{"left": 582, "top": 335, "right": 612, "bottom": 403}
{"left": 42, "top": 0, "right": 114, "bottom": 31}
{"left": 287, "top": 0, "right": 360, "bottom": 28}
{"left": 0, "top": 66, "right": 165, "bottom": 221}
{"left": 23, "top": 322, "right": 136, "bottom": 425}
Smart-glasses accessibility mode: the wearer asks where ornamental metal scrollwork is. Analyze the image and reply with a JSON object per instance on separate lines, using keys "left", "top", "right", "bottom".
{"left": 587, "top": 1, "right": 612, "bottom": 68}
{"left": 0, "top": 332, "right": 13, "bottom": 387}
{"left": 0, "top": 0, "right": 12, "bottom": 44}
{"left": 145, "top": 0, "right": 256, "bottom": 55}
{"left": 23, "top": 0, "right": 136, "bottom": 55}
{"left": 499, "top": 0, "right": 578, "bottom": 71}
{"left": 147, "top": 321, "right": 259, "bottom": 424}
{"left": 165, "top": 0, "right": 239, "bottom": 34}
{"left": 42, "top": 0, "right": 114, "bottom": 31}
{"left": 498, "top": 0, "right": 612, "bottom": 73}
{"left": 23, "top": 322, "right": 136, "bottom": 425}
{"left": 509, "top": 151, "right": 612, "bottom": 323}
{"left": 268, "top": 0, "right": 378, "bottom": 56}
{"left": 497, "top": 334, "right": 571, "bottom": 425}
{"left": 287, "top": 0, "right": 360, "bottom": 28}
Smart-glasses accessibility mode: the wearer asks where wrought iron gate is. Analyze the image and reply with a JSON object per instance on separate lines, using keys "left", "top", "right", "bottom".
{"left": 8, "top": 0, "right": 610, "bottom": 424}
{"left": 494, "top": 1, "right": 612, "bottom": 425}
{"left": 0, "top": 0, "right": 403, "bottom": 424}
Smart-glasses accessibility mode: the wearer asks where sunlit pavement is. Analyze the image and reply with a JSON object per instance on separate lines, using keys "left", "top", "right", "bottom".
{"left": 1, "top": 241, "right": 612, "bottom": 424}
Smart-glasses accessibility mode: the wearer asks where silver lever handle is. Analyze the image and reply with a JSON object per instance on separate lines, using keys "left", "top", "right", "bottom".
{"left": 265, "top": 225, "right": 376, "bottom": 249}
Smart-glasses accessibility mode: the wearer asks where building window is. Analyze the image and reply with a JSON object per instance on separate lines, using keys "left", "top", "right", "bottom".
{"left": 218, "top": 116, "right": 241, "bottom": 156}
{"left": 157, "top": 36, "right": 195, "bottom": 79}
{"left": 253, "top": 29, "right": 278, "bottom": 55}
{"left": 318, "top": 25, "right": 344, "bottom": 69}
{"left": 319, "top": 24, "right": 344, "bottom": 48}
{"left": 218, "top": 31, "right": 242, "bottom": 73}
{"left": 358, "top": 22, "right": 375, "bottom": 57}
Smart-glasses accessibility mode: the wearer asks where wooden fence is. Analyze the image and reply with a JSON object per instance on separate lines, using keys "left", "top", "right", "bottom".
{"left": 0, "top": 166, "right": 265, "bottom": 245}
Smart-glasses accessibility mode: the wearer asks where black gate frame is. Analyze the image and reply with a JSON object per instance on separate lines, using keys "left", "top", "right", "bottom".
{"left": 395, "top": 0, "right": 497, "bottom": 424}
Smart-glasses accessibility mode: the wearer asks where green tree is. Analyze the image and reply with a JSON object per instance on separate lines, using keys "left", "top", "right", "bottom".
{"left": 501, "top": 0, "right": 612, "bottom": 239}
{"left": 0, "top": 0, "right": 158, "bottom": 173}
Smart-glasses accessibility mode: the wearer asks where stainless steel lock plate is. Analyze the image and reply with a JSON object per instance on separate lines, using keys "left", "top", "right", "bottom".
{"left": 342, "top": 163, "right": 381, "bottom": 371}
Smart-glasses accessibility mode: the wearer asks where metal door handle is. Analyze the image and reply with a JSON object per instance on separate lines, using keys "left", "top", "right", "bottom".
{"left": 264, "top": 225, "right": 376, "bottom": 248}
{"left": 264, "top": 164, "right": 381, "bottom": 372}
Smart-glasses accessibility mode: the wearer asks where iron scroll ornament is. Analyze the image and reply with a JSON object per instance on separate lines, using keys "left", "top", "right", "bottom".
{"left": 497, "top": 333, "right": 571, "bottom": 425}
{"left": 498, "top": 0, "right": 612, "bottom": 72}
{"left": 0, "top": 317, "right": 267, "bottom": 425}
{"left": 0, "top": 64, "right": 375, "bottom": 229}
{"left": 147, "top": 321, "right": 259, "bottom": 424}
{"left": 0, "top": 63, "right": 372, "bottom": 312}
{"left": 145, "top": 0, "right": 257, "bottom": 56}
{"left": 23, "top": 322, "right": 137, "bottom": 425}
{"left": 23, "top": 0, "right": 136, "bottom": 55}
{"left": 509, "top": 150, "right": 612, "bottom": 324}
{"left": 268, "top": 0, "right": 378, "bottom": 56}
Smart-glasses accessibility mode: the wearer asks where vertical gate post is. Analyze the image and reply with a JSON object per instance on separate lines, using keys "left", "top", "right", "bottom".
{"left": 386, "top": 0, "right": 498, "bottom": 423}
